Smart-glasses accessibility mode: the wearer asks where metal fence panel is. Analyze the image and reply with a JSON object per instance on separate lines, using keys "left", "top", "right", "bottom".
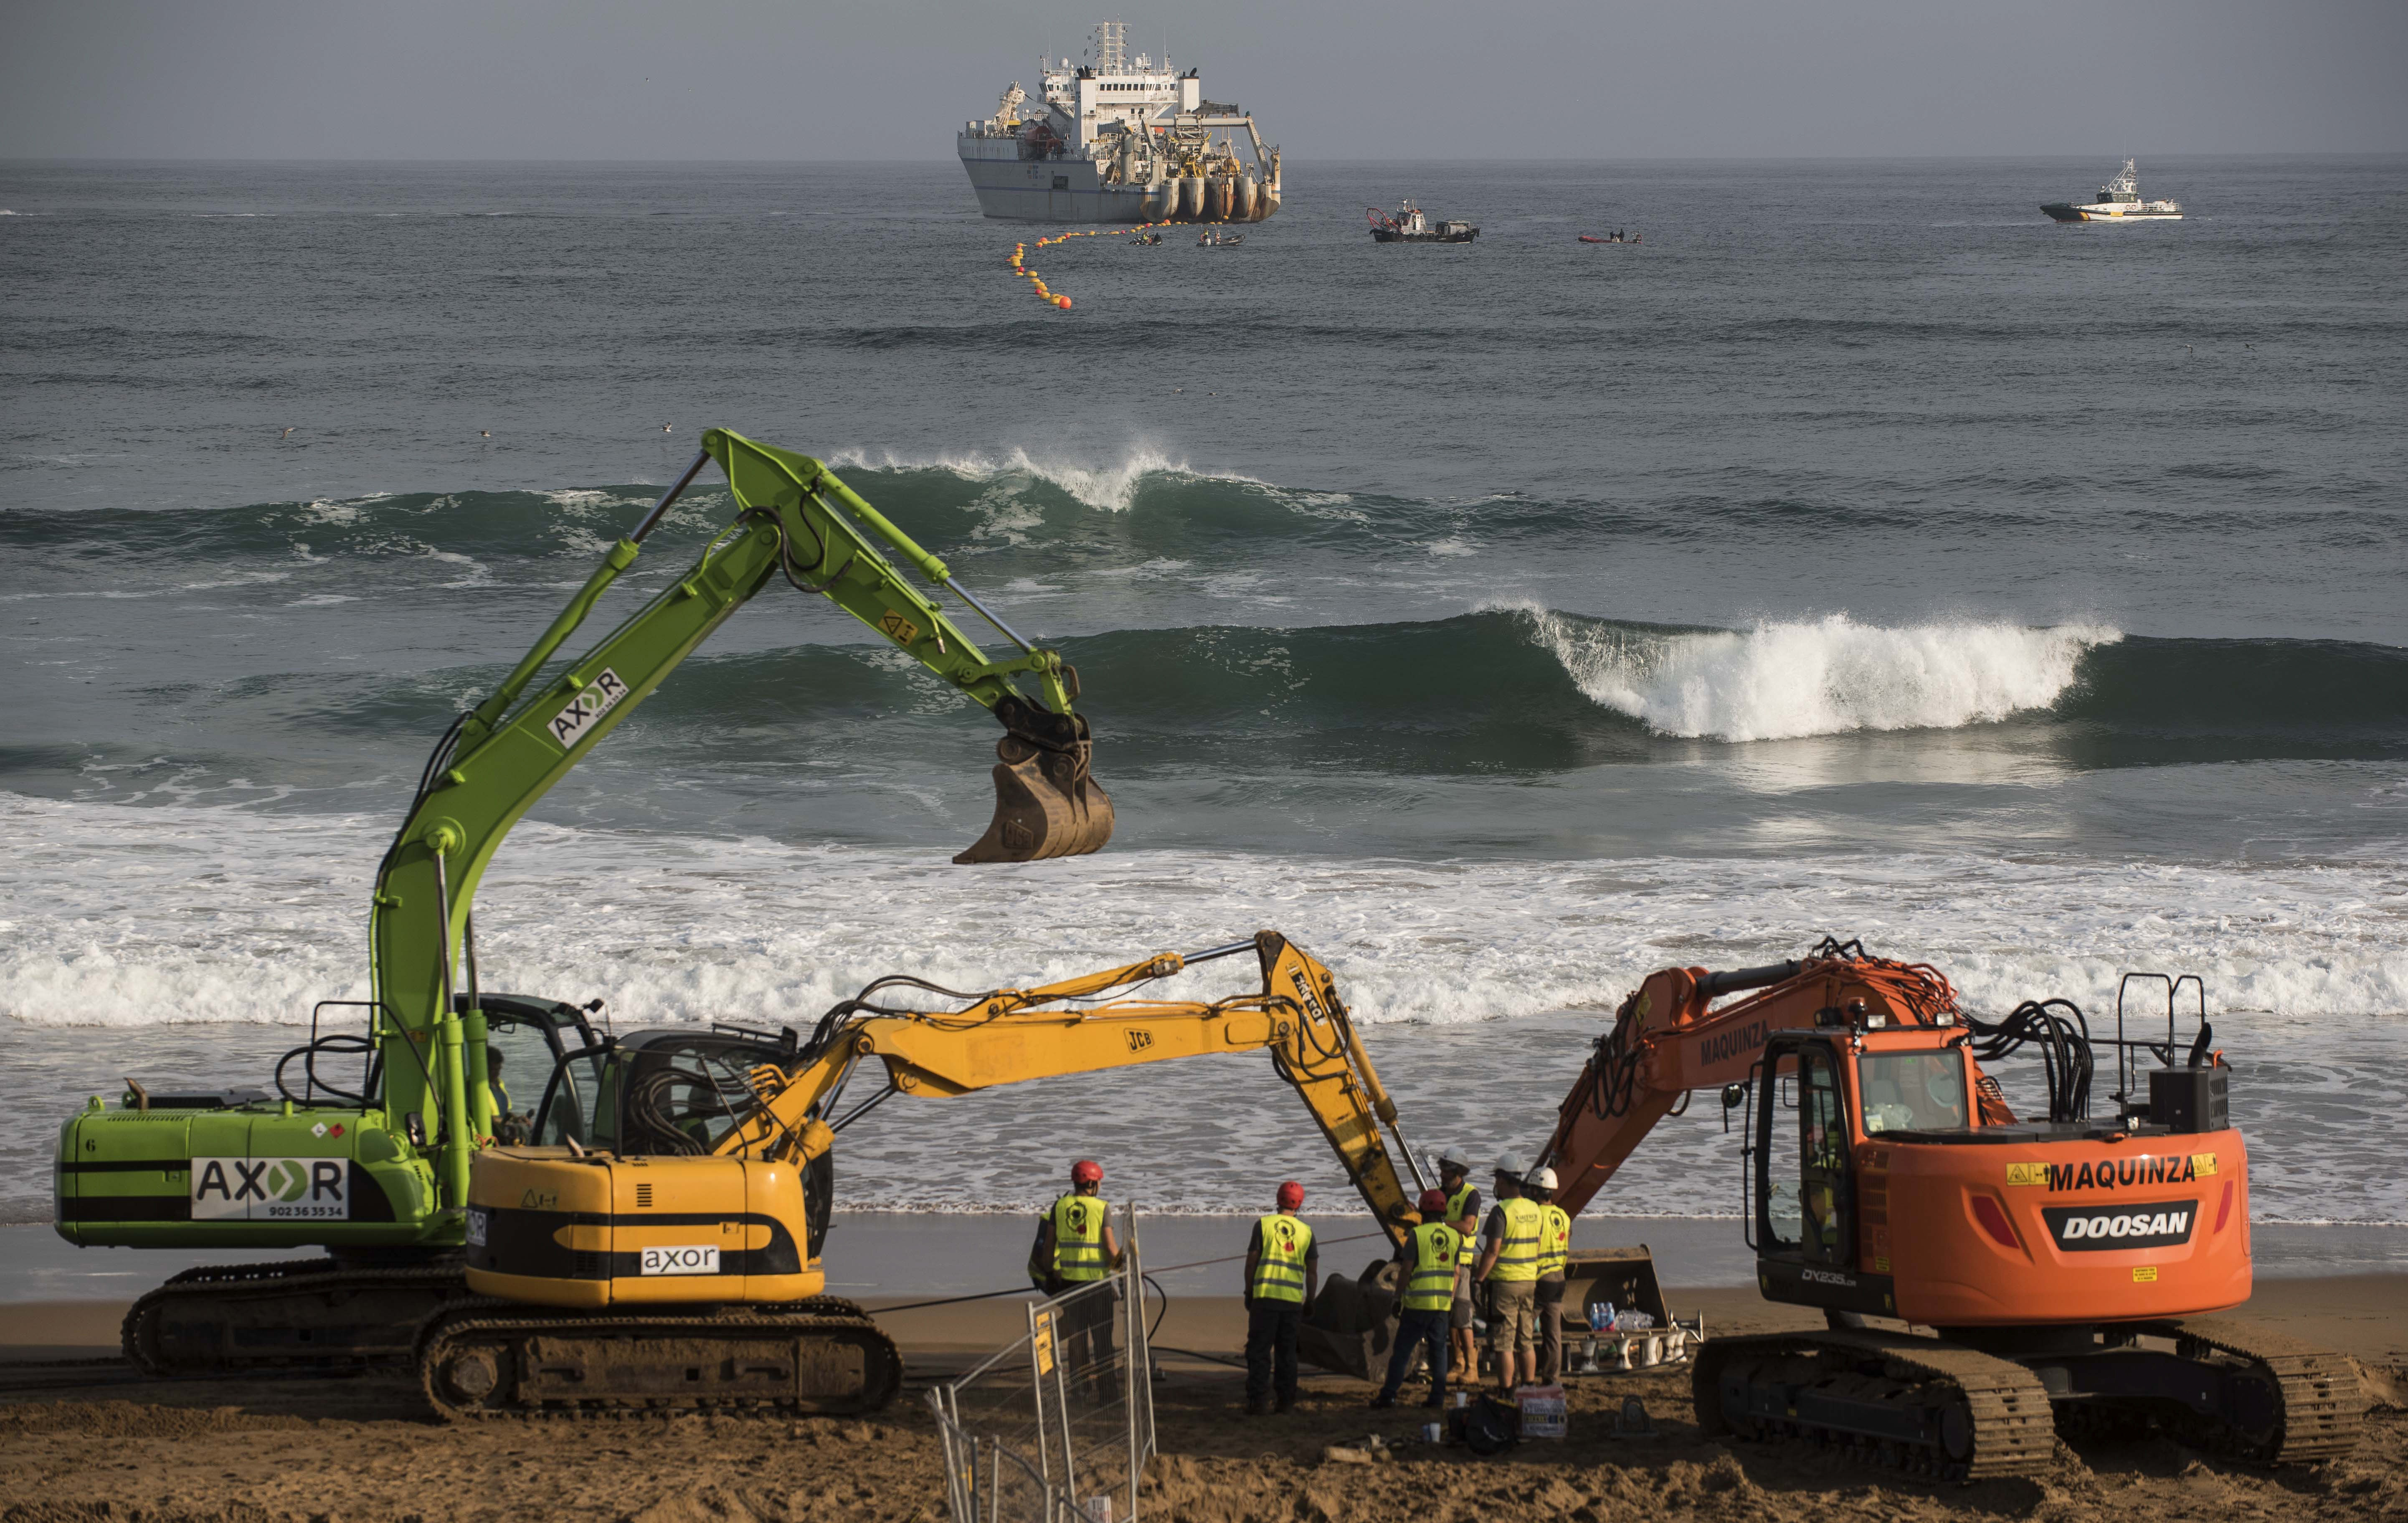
{"left": 930, "top": 1204, "right": 1156, "bottom": 1523}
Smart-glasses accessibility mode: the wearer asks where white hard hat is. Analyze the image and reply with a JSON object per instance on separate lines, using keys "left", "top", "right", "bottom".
{"left": 1437, "top": 1146, "right": 1471, "bottom": 1171}
{"left": 1494, "top": 1151, "right": 1528, "bottom": 1178}
{"left": 1529, "top": 1166, "right": 1559, "bottom": 1191}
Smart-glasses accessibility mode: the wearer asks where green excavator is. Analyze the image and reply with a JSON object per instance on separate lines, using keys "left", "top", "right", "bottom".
{"left": 54, "top": 428, "right": 1115, "bottom": 1375}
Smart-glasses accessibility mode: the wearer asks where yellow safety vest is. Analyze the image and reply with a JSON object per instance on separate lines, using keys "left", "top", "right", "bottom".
{"left": 1537, "top": 1203, "right": 1572, "bottom": 1279}
{"left": 1051, "top": 1193, "right": 1110, "bottom": 1282}
{"left": 1486, "top": 1196, "right": 1543, "bottom": 1283}
{"left": 1403, "top": 1222, "right": 1462, "bottom": 1312}
{"left": 1446, "top": 1182, "right": 1478, "bottom": 1269}
{"left": 1250, "top": 1214, "right": 1315, "bottom": 1303}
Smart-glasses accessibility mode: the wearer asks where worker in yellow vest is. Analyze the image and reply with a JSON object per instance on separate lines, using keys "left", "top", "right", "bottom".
{"left": 1032, "top": 1158, "right": 1123, "bottom": 1394}
{"left": 1471, "top": 1151, "right": 1542, "bottom": 1394}
{"left": 1371, "top": 1188, "right": 1461, "bottom": 1409}
{"left": 1240, "top": 1180, "right": 1319, "bottom": 1416}
{"left": 1528, "top": 1165, "right": 1573, "bottom": 1384}
{"left": 1435, "top": 1147, "right": 1482, "bottom": 1386}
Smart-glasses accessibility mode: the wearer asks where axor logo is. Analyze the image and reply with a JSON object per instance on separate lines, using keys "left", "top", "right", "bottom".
{"left": 639, "top": 1244, "right": 721, "bottom": 1276}
{"left": 190, "top": 1157, "right": 348, "bottom": 1221}
{"left": 2042, "top": 1200, "right": 2195, "bottom": 1253}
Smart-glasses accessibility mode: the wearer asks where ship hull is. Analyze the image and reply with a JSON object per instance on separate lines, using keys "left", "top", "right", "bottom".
{"left": 960, "top": 141, "right": 1164, "bottom": 222}
{"left": 958, "top": 136, "right": 1274, "bottom": 223}
{"left": 2041, "top": 202, "right": 2182, "bottom": 223}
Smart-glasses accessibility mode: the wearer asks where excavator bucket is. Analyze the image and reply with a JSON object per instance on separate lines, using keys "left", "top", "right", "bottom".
{"left": 954, "top": 701, "right": 1115, "bottom": 864}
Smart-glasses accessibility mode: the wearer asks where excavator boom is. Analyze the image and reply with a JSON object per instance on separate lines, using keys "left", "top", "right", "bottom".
{"left": 731, "top": 930, "right": 1422, "bottom": 1234}
{"left": 1540, "top": 941, "right": 1959, "bottom": 1214}
{"left": 376, "top": 428, "right": 1115, "bottom": 1203}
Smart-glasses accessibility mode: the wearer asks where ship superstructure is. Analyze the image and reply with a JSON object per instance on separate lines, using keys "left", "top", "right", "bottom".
{"left": 2042, "top": 159, "right": 2182, "bottom": 222}
{"left": 958, "top": 21, "right": 1280, "bottom": 224}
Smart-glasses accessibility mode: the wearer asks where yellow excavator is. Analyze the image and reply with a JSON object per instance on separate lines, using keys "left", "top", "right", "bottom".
{"left": 416, "top": 929, "right": 1428, "bottom": 1416}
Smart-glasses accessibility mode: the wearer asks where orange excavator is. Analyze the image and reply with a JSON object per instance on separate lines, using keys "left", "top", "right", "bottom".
{"left": 1536, "top": 937, "right": 2364, "bottom": 1481}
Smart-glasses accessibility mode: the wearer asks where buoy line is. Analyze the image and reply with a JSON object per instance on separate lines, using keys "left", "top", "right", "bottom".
{"left": 1009, "top": 221, "right": 1171, "bottom": 311}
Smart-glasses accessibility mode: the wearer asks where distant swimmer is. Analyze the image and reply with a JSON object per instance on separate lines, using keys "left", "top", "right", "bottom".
{"left": 480, "top": 430, "right": 491, "bottom": 438}
{"left": 662, "top": 423, "right": 673, "bottom": 434}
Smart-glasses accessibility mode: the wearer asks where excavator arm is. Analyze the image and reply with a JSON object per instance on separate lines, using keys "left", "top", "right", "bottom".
{"left": 1538, "top": 938, "right": 1962, "bottom": 1216}
{"left": 372, "top": 428, "right": 1113, "bottom": 1211}
{"left": 717, "top": 930, "right": 1427, "bottom": 1244}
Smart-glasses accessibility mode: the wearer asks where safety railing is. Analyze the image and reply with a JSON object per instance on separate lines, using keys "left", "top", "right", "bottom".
{"left": 930, "top": 1204, "right": 1156, "bottom": 1523}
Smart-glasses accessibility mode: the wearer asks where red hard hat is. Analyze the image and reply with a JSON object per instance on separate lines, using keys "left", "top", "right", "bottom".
{"left": 1071, "top": 1159, "right": 1103, "bottom": 1186}
{"left": 1418, "top": 1188, "right": 1449, "bottom": 1215}
{"left": 1276, "top": 1180, "right": 1305, "bottom": 1211}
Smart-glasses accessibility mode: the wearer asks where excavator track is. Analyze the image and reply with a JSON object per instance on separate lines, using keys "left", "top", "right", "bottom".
{"left": 415, "top": 1296, "right": 903, "bottom": 1420}
{"left": 122, "top": 1258, "right": 471, "bottom": 1377}
{"left": 1694, "top": 1330, "right": 2058, "bottom": 1484}
{"left": 2132, "top": 1317, "right": 2366, "bottom": 1465}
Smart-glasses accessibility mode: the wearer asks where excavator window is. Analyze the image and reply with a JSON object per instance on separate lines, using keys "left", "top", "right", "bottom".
{"left": 1798, "top": 1048, "right": 1855, "bottom": 1265}
{"left": 1858, "top": 1049, "right": 1969, "bottom": 1135}
{"left": 483, "top": 1015, "right": 559, "bottom": 1129}
{"left": 533, "top": 1047, "right": 608, "bottom": 1148}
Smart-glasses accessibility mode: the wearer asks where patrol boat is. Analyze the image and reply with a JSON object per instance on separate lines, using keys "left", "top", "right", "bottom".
{"left": 957, "top": 21, "right": 1280, "bottom": 224}
{"left": 2042, "top": 159, "right": 2182, "bottom": 222}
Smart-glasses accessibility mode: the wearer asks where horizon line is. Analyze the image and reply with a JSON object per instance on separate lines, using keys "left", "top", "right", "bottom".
{"left": 6, "top": 150, "right": 2407, "bottom": 168}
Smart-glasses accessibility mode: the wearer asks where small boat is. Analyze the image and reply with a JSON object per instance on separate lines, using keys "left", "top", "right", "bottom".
{"left": 1367, "top": 201, "right": 1477, "bottom": 243}
{"left": 1578, "top": 231, "right": 1641, "bottom": 244}
{"left": 1130, "top": 231, "right": 1162, "bottom": 245}
{"left": 2042, "top": 159, "right": 2182, "bottom": 222}
{"left": 1197, "top": 229, "right": 1244, "bottom": 246}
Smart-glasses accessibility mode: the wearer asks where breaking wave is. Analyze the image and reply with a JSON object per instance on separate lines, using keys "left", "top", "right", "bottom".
{"left": 822, "top": 443, "right": 1242, "bottom": 514}
{"left": 1517, "top": 608, "right": 2120, "bottom": 741}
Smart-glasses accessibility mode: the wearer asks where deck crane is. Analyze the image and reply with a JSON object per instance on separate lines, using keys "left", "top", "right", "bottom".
{"left": 68, "top": 428, "right": 1114, "bottom": 1375}
{"left": 1535, "top": 938, "right": 2363, "bottom": 1481}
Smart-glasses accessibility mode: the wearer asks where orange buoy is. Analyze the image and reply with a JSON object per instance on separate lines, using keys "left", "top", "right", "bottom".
{"left": 1054, "top": 294, "right": 1072, "bottom": 309}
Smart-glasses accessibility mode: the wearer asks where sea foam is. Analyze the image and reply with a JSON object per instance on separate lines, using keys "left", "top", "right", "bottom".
{"left": 3, "top": 793, "right": 2403, "bottom": 1224}
{"left": 4, "top": 793, "right": 2401, "bottom": 1033}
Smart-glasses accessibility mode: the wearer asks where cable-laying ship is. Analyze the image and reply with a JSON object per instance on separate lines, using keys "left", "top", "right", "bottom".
{"left": 2043, "top": 159, "right": 2182, "bottom": 222}
{"left": 958, "top": 21, "right": 1281, "bottom": 224}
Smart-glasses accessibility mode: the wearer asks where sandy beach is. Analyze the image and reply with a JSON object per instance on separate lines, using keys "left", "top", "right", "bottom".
{"left": 2, "top": 1273, "right": 2401, "bottom": 1522}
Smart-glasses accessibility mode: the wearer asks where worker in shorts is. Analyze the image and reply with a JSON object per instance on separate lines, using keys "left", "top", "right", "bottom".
{"left": 1527, "top": 1166, "right": 1572, "bottom": 1383}
{"left": 1435, "top": 1147, "right": 1481, "bottom": 1384}
{"left": 1471, "top": 1151, "right": 1541, "bottom": 1393}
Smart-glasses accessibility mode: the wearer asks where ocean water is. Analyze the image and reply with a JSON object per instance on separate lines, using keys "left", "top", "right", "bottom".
{"left": 3, "top": 157, "right": 2404, "bottom": 1247}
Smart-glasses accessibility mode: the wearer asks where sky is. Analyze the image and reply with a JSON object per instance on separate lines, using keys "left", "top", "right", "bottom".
{"left": 2, "top": 0, "right": 2403, "bottom": 160}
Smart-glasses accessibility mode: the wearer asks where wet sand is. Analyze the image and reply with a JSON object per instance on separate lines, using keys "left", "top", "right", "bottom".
{"left": 1, "top": 1276, "right": 2401, "bottom": 1522}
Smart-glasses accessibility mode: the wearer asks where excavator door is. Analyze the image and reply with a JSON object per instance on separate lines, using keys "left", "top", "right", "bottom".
{"left": 1749, "top": 1034, "right": 1884, "bottom": 1317}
